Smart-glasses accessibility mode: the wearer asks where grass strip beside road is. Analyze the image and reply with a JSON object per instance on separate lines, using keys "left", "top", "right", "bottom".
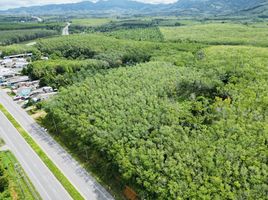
{"left": 0, "top": 137, "right": 4, "bottom": 147}
{"left": 0, "top": 150, "right": 42, "bottom": 200}
{"left": 0, "top": 103, "right": 84, "bottom": 200}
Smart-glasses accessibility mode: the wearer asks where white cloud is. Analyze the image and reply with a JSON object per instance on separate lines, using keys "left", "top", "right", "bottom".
{"left": 0, "top": 0, "right": 177, "bottom": 10}
{"left": 0, "top": 0, "right": 85, "bottom": 10}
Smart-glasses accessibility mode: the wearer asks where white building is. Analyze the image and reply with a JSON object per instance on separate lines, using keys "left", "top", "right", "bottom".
{"left": 0, "top": 68, "right": 16, "bottom": 79}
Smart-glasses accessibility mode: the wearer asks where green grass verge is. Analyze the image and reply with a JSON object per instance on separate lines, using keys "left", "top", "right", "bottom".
{"left": 0, "top": 151, "right": 41, "bottom": 200}
{"left": 0, "top": 104, "right": 84, "bottom": 200}
{"left": 0, "top": 137, "right": 4, "bottom": 147}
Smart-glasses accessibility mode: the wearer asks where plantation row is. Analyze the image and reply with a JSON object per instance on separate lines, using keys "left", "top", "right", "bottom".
{"left": 40, "top": 45, "right": 268, "bottom": 199}
{"left": 35, "top": 34, "right": 203, "bottom": 66}
{"left": 104, "top": 27, "right": 164, "bottom": 42}
{"left": 0, "top": 22, "right": 64, "bottom": 31}
{"left": 0, "top": 29, "right": 58, "bottom": 45}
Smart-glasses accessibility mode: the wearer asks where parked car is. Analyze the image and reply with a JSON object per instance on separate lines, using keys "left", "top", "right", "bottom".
{"left": 21, "top": 96, "right": 30, "bottom": 100}
{"left": 13, "top": 95, "right": 21, "bottom": 101}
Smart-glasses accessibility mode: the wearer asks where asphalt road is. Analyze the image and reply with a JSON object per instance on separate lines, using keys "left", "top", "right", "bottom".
{"left": 0, "top": 90, "right": 114, "bottom": 200}
{"left": 0, "top": 112, "right": 72, "bottom": 200}
{"left": 62, "top": 23, "right": 71, "bottom": 35}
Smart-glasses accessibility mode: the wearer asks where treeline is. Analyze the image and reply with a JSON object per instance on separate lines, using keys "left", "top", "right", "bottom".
{"left": 69, "top": 18, "right": 185, "bottom": 34}
{"left": 35, "top": 34, "right": 203, "bottom": 65}
{"left": 0, "top": 22, "right": 64, "bottom": 31}
{"left": 43, "top": 46, "right": 268, "bottom": 199}
{"left": 70, "top": 19, "right": 157, "bottom": 33}
{"left": 36, "top": 34, "right": 153, "bottom": 64}
{"left": 0, "top": 44, "right": 41, "bottom": 60}
{"left": 22, "top": 34, "right": 203, "bottom": 91}
{"left": 0, "top": 16, "right": 36, "bottom": 23}
{"left": 0, "top": 29, "right": 58, "bottom": 45}
{"left": 0, "top": 33, "right": 203, "bottom": 62}
{"left": 23, "top": 59, "right": 109, "bottom": 88}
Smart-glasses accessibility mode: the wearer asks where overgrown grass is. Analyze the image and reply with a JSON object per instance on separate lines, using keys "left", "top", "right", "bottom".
{"left": 0, "top": 104, "right": 84, "bottom": 200}
{"left": 160, "top": 23, "right": 268, "bottom": 47}
{"left": 71, "top": 18, "right": 112, "bottom": 27}
{"left": 0, "top": 138, "right": 4, "bottom": 147}
{"left": 0, "top": 151, "right": 41, "bottom": 200}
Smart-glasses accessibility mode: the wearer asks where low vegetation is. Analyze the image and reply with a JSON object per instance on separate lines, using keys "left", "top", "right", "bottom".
{"left": 0, "top": 104, "right": 84, "bottom": 200}
{"left": 0, "top": 151, "right": 41, "bottom": 200}
{"left": 71, "top": 18, "right": 112, "bottom": 27}
{"left": 160, "top": 23, "right": 268, "bottom": 46}
{"left": 0, "top": 138, "right": 4, "bottom": 147}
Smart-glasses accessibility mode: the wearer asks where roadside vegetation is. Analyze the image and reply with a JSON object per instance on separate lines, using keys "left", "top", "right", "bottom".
{"left": 1, "top": 16, "right": 268, "bottom": 199}
{"left": 0, "top": 138, "right": 4, "bottom": 147}
{"left": 0, "top": 104, "right": 84, "bottom": 200}
{"left": 0, "top": 150, "right": 41, "bottom": 200}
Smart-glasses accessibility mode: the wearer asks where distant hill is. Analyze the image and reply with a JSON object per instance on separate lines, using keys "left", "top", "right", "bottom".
{"left": 238, "top": 1, "right": 268, "bottom": 18}
{"left": 0, "top": 0, "right": 164, "bottom": 16}
{"left": 168, "top": 0, "right": 266, "bottom": 15}
{"left": 0, "top": 0, "right": 267, "bottom": 17}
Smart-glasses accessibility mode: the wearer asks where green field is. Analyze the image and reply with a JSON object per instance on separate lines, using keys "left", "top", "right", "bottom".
{"left": 0, "top": 151, "right": 41, "bottom": 200}
{"left": 0, "top": 29, "right": 58, "bottom": 45}
{"left": 160, "top": 23, "right": 268, "bottom": 46}
{"left": 71, "top": 18, "right": 112, "bottom": 27}
{"left": 104, "top": 27, "right": 164, "bottom": 42}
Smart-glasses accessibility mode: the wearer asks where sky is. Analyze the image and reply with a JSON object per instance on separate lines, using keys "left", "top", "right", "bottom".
{"left": 0, "top": 0, "right": 178, "bottom": 10}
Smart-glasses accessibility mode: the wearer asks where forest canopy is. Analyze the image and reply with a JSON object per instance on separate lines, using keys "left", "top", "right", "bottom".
{"left": 3, "top": 19, "right": 267, "bottom": 199}
{"left": 43, "top": 45, "right": 268, "bottom": 199}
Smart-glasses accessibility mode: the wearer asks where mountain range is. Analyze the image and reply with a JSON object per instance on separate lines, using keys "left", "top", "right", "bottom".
{"left": 0, "top": 0, "right": 267, "bottom": 17}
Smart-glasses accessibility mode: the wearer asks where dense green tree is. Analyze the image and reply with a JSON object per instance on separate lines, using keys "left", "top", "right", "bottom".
{"left": 0, "top": 164, "right": 10, "bottom": 200}
{"left": 0, "top": 29, "right": 58, "bottom": 45}
{"left": 24, "top": 59, "right": 109, "bottom": 88}
{"left": 43, "top": 46, "right": 268, "bottom": 199}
